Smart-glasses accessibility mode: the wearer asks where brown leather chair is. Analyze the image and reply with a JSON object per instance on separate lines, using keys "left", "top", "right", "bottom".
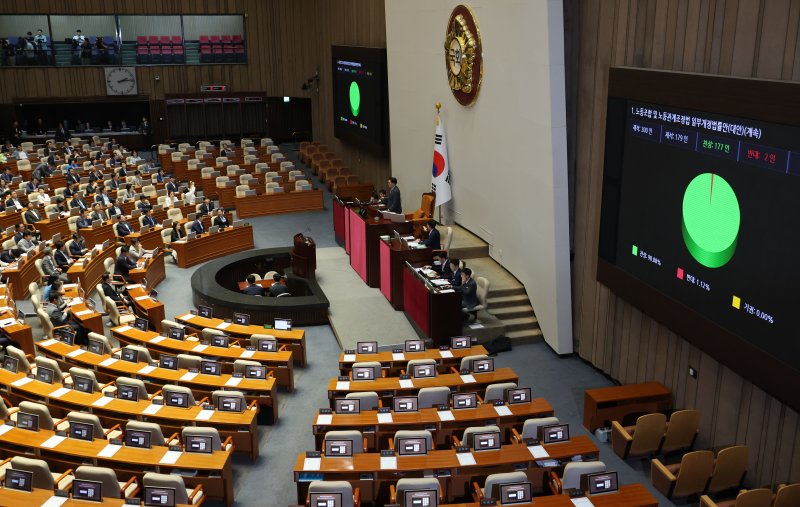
{"left": 612, "top": 412, "right": 667, "bottom": 458}
{"left": 651, "top": 449, "right": 714, "bottom": 499}
{"left": 773, "top": 483, "right": 800, "bottom": 507}
{"left": 699, "top": 488, "right": 771, "bottom": 507}
{"left": 405, "top": 192, "right": 435, "bottom": 221}
{"left": 661, "top": 409, "right": 700, "bottom": 454}
{"left": 707, "top": 445, "right": 749, "bottom": 495}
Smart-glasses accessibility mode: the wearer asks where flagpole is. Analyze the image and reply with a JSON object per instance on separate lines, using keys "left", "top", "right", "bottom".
{"left": 435, "top": 102, "right": 442, "bottom": 225}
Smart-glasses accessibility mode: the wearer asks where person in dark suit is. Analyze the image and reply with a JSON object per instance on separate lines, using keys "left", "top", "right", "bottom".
{"left": 108, "top": 174, "right": 121, "bottom": 190}
{"left": 45, "top": 290, "right": 88, "bottom": 345}
{"left": 190, "top": 217, "right": 205, "bottom": 235}
{"left": 115, "top": 214, "right": 133, "bottom": 237}
{"left": 137, "top": 195, "right": 152, "bottom": 212}
{"left": 155, "top": 168, "right": 166, "bottom": 183}
{"left": 0, "top": 249, "right": 20, "bottom": 266}
{"left": 54, "top": 241, "right": 72, "bottom": 270}
{"left": 141, "top": 209, "right": 158, "bottom": 228}
{"left": 165, "top": 177, "right": 179, "bottom": 195}
{"left": 1, "top": 167, "right": 13, "bottom": 183}
{"left": 108, "top": 200, "right": 124, "bottom": 217}
{"left": 386, "top": 177, "right": 402, "bottom": 213}
{"left": 69, "top": 233, "right": 87, "bottom": 256}
{"left": 76, "top": 209, "right": 93, "bottom": 229}
{"left": 26, "top": 177, "right": 42, "bottom": 193}
{"left": 70, "top": 193, "right": 88, "bottom": 211}
{"left": 66, "top": 168, "right": 80, "bottom": 185}
{"left": 95, "top": 188, "right": 112, "bottom": 207}
{"left": 5, "top": 191, "right": 23, "bottom": 211}
{"left": 101, "top": 272, "right": 131, "bottom": 307}
{"left": 447, "top": 258, "right": 462, "bottom": 287}
{"left": 268, "top": 273, "right": 290, "bottom": 297}
{"left": 422, "top": 220, "right": 441, "bottom": 249}
{"left": 23, "top": 202, "right": 42, "bottom": 225}
{"left": 197, "top": 196, "right": 214, "bottom": 216}
{"left": 54, "top": 122, "right": 69, "bottom": 143}
{"left": 242, "top": 275, "right": 265, "bottom": 296}
{"left": 90, "top": 203, "right": 108, "bottom": 222}
{"left": 88, "top": 167, "right": 103, "bottom": 183}
{"left": 212, "top": 208, "right": 229, "bottom": 229}
{"left": 457, "top": 268, "right": 479, "bottom": 320}
{"left": 115, "top": 246, "right": 138, "bottom": 281}
{"left": 170, "top": 221, "right": 185, "bottom": 242}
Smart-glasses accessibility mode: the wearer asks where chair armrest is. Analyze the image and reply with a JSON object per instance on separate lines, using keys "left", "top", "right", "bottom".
{"left": 471, "top": 481, "right": 483, "bottom": 502}
{"left": 510, "top": 428, "right": 522, "bottom": 444}
{"left": 278, "top": 344, "right": 287, "bottom": 352}
{"left": 388, "top": 437, "right": 394, "bottom": 450}
{"left": 449, "top": 366, "right": 459, "bottom": 375}
{"left": 121, "top": 475, "right": 138, "bottom": 497}
{"left": 55, "top": 469, "right": 74, "bottom": 489}
{"left": 55, "top": 415, "right": 69, "bottom": 427}
{"left": 699, "top": 495, "right": 718, "bottom": 507}
{"left": 166, "top": 432, "right": 180, "bottom": 445}
{"left": 650, "top": 459, "right": 676, "bottom": 497}
{"left": 549, "top": 471, "right": 563, "bottom": 495}
{"left": 353, "top": 487, "right": 360, "bottom": 507}
{"left": 100, "top": 380, "right": 115, "bottom": 390}
{"left": 248, "top": 400, "right": 258, "bottom": 411}
{"left": 104, "top": 423, "right": 121, "bottom": 437}
{"left": 188, "top": 484, "right": 203, "bottom": 502}
{"left": 611, "top": 420, "right": 632, "bottom": 458}
{"left": 362, "top": 436, "right": 368, "bottom": 453}
{"left": 451, "top": 435, "right": 461, "bottom": 447}
{"left": 389, "top": 484, "right": 396, "bottom": 503}
{"left": 197, "top": 397, "right": 209, "bottom": 405}
{"left": 149, "top": 389, "right": 162, "bottom": 400}
{"left": 222, "top": 435, "right": 234, "bottom": 452}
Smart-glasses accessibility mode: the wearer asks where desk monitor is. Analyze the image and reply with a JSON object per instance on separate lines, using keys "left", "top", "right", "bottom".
{"left": 217, "top": 395, "right": 244, "bottom": 412}
{"left": 187, "top": 212, "right": 197, "bottom": 222}
{"left": 1, "top": 355, "right": 17, "bottom": 373}
{"left": 35, "top": 366, "right": 55, "bottom": 384}
{"left": 210, "top": 335, "right": 229, "bottom": 348}
{"left": 233, "top": 312, "right": 250, "bottom": 326}
{"left": 72, "top": 478, "right": 103, "bottom": 502}
{"left": 200, "top": 360, "right": 221, "bottom": 376}
{"left": 120, "top": 347, "right": 139, "bottom": 363}
{"left": 208, "top": 225, "right": 219, "bottom": 234}
{"left": 539, "top": 423, "right": 570, "bottom": 444}
{"left": 16, "top": 412, "right": 39, "bottom": 431}
{"left": 73, "top": 375, "right": 94, "bottom": 394}
{"left": 70, "top": 421, "right": 94, "bottom": 441}
{"left": 47, "top": 212, "right": 59, "bottom": 221}
{"left": 405, "top": 489, "right": 438, "bottom": 507}
{"left": 57, "top": 329, "right": 75, "bottom": 346}
{"left": 472, "top": 357, "right": 494, "bottom": 373}
{"left": 117, "top": 383, "right": 139, "bottom": 401}
{"left": 356, "top": 341, "right": 377, "bottom": 354}
{"left": 324, "top": 439, "right": 353, "bottom": 457}
{"left": 452, "top": 392, "right": 477, "bottom": 410}
{"left": 168, "top": 327, "right": 185, "bottom": 340}
{"left": 335, "top": 398, "right": 360, "bottom": 414}
{"left": 352, "top": 366, "right": 375, "bottom": 381}
{"left": 91, "top": 219, "right": 102, "bottom": 228}
{"left": 244, "top": 364, "right": 267, "bottom": 379}
{"left": 125, "top": 428, "right": 152, "bottom": 449}
{"left": 166, "top": 390, "right": 190, "bottom": 408}
{"left": 144, "top": 486, "right": 176, "bottom": 506}
{"left": 186, "top": 434, "right": 213, "bottom": 454}
{"left": 392, "top": 229, "right": 401, "bottom": 241}
{"left": 583, "top": 471, "right": 619, "bottom": 495}
{"left": 197, "top": 305, "right": 213, "bottom": 318}
{"left": 149, "top": 289, "right": 159, "bottom": 300}
{"left": 309, "top": 492, "right": 342, "bottom": 507}
{"left": 16, "top": 308, "right": 23, "bottom": 323}
{"left": 404, "top": 339, "right": 425, "bottom": 353}
{"left": 257, "top": 338, "right": 277, "bottom": 352}
{"left": 498, "top": 482, "right": 532, "bottom": 505}
{"left": 88, "top": 337, "right": 105, "bottom": 355}
{"left": 473, "top": 429, "right": 502, "bottom": 452}
{"left": 393, "top": 396, "right": 418, "bottom": 413}
{"left": 451, "top": 336, "right": 471, "bottom": 349}
{"left": 506, "top": 387, "right": 532, "bottom": 405}
{"left": 160, "top": 354, "right": 178, "bottom": 370}
{"left": 397, "top": 436, "right": 427, "bottom": 456}
{"left": 274, "top": 318, "right": 292, "bottom": 330}
{"left": 5, "top": 468, "right": 33, "bottom": 492}
{"left": 133, "top": 317, "right": 148, "bottom": 331}
{"left": 411, "top": 363, "right": 436, "bottom": 379}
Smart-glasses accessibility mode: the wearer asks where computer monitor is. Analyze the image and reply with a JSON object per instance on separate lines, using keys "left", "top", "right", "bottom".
{"left": 244, "top": 364, "right": 267, "bottom": 379}
{"left": 210, "top": 335, "right": 229, "bottom": 348}
{"left": 451, "top": 392, "right": 477, "bottom": 410}
{"left": 233, "top": 312, "right": 250, "bottom": 326}
{"left": 72, "top": 479, "right": 103, "bottom": 502}
{"left": 57, "top": 329, "right": 75, "bottom": 345}
{"left": 411, "top": 363, "right": 435, "bottom": 379}
{"left": 185, "top": 434, "right": 213, "bottom": 454}
{"left": 351, "top": 366, "right": 375, "bottom": 381}
{"left": 498, "top": 482, "right": 532, "bottom": 505}
{"left": 451, "top": 336, "right": 471, "bottom": 349}
{"left": 165, "top": 391, "right": 190, "bottom": 408}
{"left": 274, "top": 318, "right": 292, "bottom": 330}
{"left": 471, "top": 357, "right": 495, "bottom": 373}
{"left": 200, "top": 360, "right": 221, "bottom": 376}
{"left": 117, "top": 383, "right": 139, "bottom": 401}
{"left": 309, "top": 492, "right": 342, "bottom": 507}
{"left": 125, "top": 429, "right": 152, "bottom": 449}
{"left": 143, "top": 486, "right": 176, "bottom": 506}
{"left": 404, "top": 339, "right": 425, "bottom": 352}
{"left": 506, "top": 387, "right": 532, "bottom": 405}
{"left": 133, "top": 317, "right": 148, "bottom": 331}
{"left": 334, "top": 398, "right": 360, "bottom": 414}
{"left": 257, "top": 338, "right": 277, "bottom": 352}
{"left": 16, "top": 412, "right": 39, "bottom": 431}
{"left": 88, "top": 337, "right": 105, "bottom": 355}
{"left": 197, "top": 305, "right": 213, "bottom": 318}
{"left": 35, "top": 366, "right": 55, "bottom": 384}
{"left": 1, "top": 355, "right": 18, "bottom": 373}
{"left": 324, "top": 439, "right": 353, "bottom": 457}
{"left": 404, "top": 489, "right": 438, "bottom": 507}
{"left": 150, "top": 289, "right": 159, "bottom": 300}
{"left": 217, "top": 395, "right": 244, "bottom": 413}
{"left": 397, "top": 436, "right": 428, "bottom": 456}
{"left": 70, "top": 421, "right": 95, "bottom": 441}
{"left": 73, "top": 375, "right": 94, "bottom": 394}
{"left": 4, "top": 469, "right": 33, "bottom": 492}
{"left": 160, "top": 355, "right": 178, "bottom": 370}
{"left": 539, "top": 423, "right": 570, "bottom": 444}
{"left": 120, "top": 347, "right": 139, "bottom": 363}
{"left": 356, "top": 341, "right": 377, "bottom": 354}
{"left": 583, "top": 471, "right": 619, "bottom": 495}
{"left": 393, "top": 396, "right": 418, "bottom": 413}
{"left": 168, "top": 327, "right": 185, "bottom": 340}
{"left": 472, "top": 429, "right": 502, "bottom": 452}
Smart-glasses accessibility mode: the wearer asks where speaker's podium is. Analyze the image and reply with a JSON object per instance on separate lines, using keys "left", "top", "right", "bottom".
{"left": 291, "top": 233, "right": 316, "bottom": 278}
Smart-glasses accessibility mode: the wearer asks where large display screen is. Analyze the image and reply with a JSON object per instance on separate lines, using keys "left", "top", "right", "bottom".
{"left": 331, "top": 45, "right": 389, "bottom": 156}
{"left": 599, "top": 69, "right": 800, "bottom": 408}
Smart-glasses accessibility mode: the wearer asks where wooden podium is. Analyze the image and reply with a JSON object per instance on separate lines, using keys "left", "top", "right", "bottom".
{"left": 291, "top": 233, "right": 316, "bottom": 278}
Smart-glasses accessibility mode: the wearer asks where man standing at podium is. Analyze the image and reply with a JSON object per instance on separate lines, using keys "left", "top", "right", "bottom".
{"left": 386, "top": 177, "right": 402, "bottom": 213}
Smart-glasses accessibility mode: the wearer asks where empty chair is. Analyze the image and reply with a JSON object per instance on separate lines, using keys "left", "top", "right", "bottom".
{"left": 392, "top": 430, "right": 433, "bottom": 454}
{"left": 121, "top": 344, "right": 152, "bottom": 363}
{"left": 344, "top": 392, "right": 379, "bottom": 411}
{"left": 6, "top": 345, "right": 32, "bottom": 372}
{"left": 34, "top": 357, "right": 66, "bottom": 383}
{"left": 550, "top": 461, "right": 607, "bottom": 494}
{"left": 182, "top": 426, "right": 232, "bottom": 452}
{"left": 167, "top": 207, "right": 183, "bottom": 222}
{"left": 661, "top": 409, "right": 700, "bottom": 454}
{"left": 9, "top": 456, "right": 73, "bottom": 491}
{"left": 418, "top": 386, "right": 450, "bottom": 408}
{"left": 142, "top": 473, "right": 204, "bottom": 506}
{"left": 211, "top": 390, "right": 248, "bottom": 411}
{"left": 307, "top": 481, "right": 358, "bottom": 507}
{"left": 163, "top": 385, "right": 197, "bottom": 406}
{"left": 235, "top": 184, "right": 251, "bottom": 197}
{"left": 392, "top": 478, "right": 441, "bottom": 506}
{"left": 405, "top": 359, "right": 436, "bottom": 376}
{"left": 478, "top": 471, "right": 529, "bottom": 501}
{"left": 115, "top": 377, "right": 149, "bottom": 400}
{"left": 483, "top": 382, "right": 518, "bottom": 403}
{"left": 126, "top": 420, "right": 178, "bottom": 447}
{"left": 459, "top": 354, "right": 489, "bottom": 373}
{"left": 455, "top": 425, "right": 501, "bottom": 448}
{"left": 699, "top": 488, "right": 772, "bottom": 507}
{"left": 774, "top": 483, "right": 800, "bottom": 507}
{"left": 651, "top": 449, "right": 714, "bottom": 499}
{"left": 17, "top": 401, "right": 65, "bottom": 431}
{"left": 233, "top": 359, "right": 261, "bottom": 375}
{"left": 254, "top": 162, "right": 268, "bottom": 173}
{"left": 707, "top": 445, "right": 749, "bottom": 495}
{"left": 202, "top": 328, "right": 226, "bottom": 342}
{"left": 226, "top": 164, "right": 241, "bottom": 176}
{"left": 323, "top": 430, "right": 366, "bottom": 454}
{"left": 351, "top": 361, "right": 382, "bottom": 380}
{"left": 177, "top": 353, "right": 202, "bottom": 370}
{"left": 215, "top": 176, "right": 230, "bottom": 188}
{"left": 511, "top": 416, "right": 560, "bottom": 443}
{"left": 86, "top": 330, "right": 112, "bottom": 352}
{"left": 67, "top": 411, "right": 122, "bottom": 440}
{"left": 68, "top": 367, "right": 113, "bottom": 394}
{"left": 161, "top": 319, "right": 184, "bottom": 335}
{"left": 612, "top": 412, "right": 667, "bottom": 458}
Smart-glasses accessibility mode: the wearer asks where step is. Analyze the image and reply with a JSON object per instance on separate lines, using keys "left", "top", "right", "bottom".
{"left": 488, "top": 287, "right": 527, "bottom": 298}
{"left": 491, "top": 306, "right": 535, "bottom": 320}
{"left": 505, "top": 328, "right": 544, "bottom": 344}
{"left": 487, "top": 294, "right": 530, "bottom": 308}
{"left": 502, "top": 316, "right": 540, "bottom": 333}
{"left": 449, "top": 245, "right": 489, "bottom": 260}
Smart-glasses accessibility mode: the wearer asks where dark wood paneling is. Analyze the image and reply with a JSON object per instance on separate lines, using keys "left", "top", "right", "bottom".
{"left": 568, "top": 0, "right": 800, "bottom": 489}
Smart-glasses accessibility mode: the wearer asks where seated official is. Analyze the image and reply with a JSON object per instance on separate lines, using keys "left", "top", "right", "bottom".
{"left": 0, "top": 168, "right": 13, "bottom": 183}
{"left": 23, "top": 201, "right": 42, "bottom": 225}
{"left": 95, "top": 187, "right": 113, "bottom": 207}
{"left": 45, "top": 290, "right": 89, "bottom": 345}
{"left": 190, "top": 216, "right": 205, "bottom": 235}
{"left": 268, "top": 274, "right": 290, "bottom": 297}
{"left": 26, "top": 177, "right": 42, "bottom": 193}
{"left": 35, "top": 189, "right": 51, "bottom": 206}
{"left": 243, "top": 275, "right": 265, "bottom": 296}
{"left": 115, "top": 246, "right": 138, "bottom": 282}
{"left": 101, "top": 272, "right": 131, "bottom": 308}
{"left": 84, "top": 181, "right": 99, "bottom": 196}
{"left": 456, "top": 267, "right": 478, "bottom": 320}
{"left": 108, "top": 174, "right": 122, "bottom": 190}
{"left": 165, "top": 176, "right": 179, "bottom": 195}
{"left": 170, "top": 221, "right": 185, "bottom": 242}
{"left": 422, "top": 220, "right": 441, "bottom": 249}
{"left": 5, "top": 191, "right": 23, "bottom": 211}
{"left": 138, "top": 195, "right": 153, "bottom": 212}
{"left": 115, "top": 214, "right": 133, "bottom": 237}
{"left": 65, "top": 168, "right": 80, "bottom": 185}
{"left": 90, "top": 203, "right": 108, "bottom": 222}
{"left": 447, "top": 258, "right": 462, "bottom": 287}
{"left": 16, "top": 230, "right": 37, "bottom": 253}
{"left": 76, "top": 209, "right": 93, "bottom": 229}
{"left": 198, "top": 196, "right": 214, "bottom": 216}
{"left": 429, "top": 252, "right": 451, "bottom": 276}
{"left": 54, "top": 241, "right": 73, "bottom": 270}
{"left": 41, "top": 247, "right": 70, "bottom": 282}
{"left": 69, "top": 232, "right": 88, "bottom": 256}
{"left": 108, "top": 200, "right": 125, "bottom": 217}
{"left": 117, "top": 183, "right": 135, "bottom": 202}
{"left": 155, "top": 168, "right": 166, "bottom": 183}
{"left": 70, "top": 193, "right": 89, "bottom": 211}
{"left": 128, "top": 238, "right": 147, "bottom": 262}
{"left": 88, "top": 166, "right": 104, "bottom": 182}
{"left": 0, "top": 248, "right": 20, "bottom": 267}
{"left": 141, "top": 208, "right": 159, "bottom": 228}
{"left": 184, "top": 182, "right": 197, "bottom": 205}
{"left": 212, "top": 208, "right": 229, "bottom": 229}
{"left": 42, "top": 276, "right": 62, "bottom": 302}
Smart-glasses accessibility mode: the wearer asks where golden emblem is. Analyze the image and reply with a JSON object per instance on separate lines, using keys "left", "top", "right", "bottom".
{"left": 444, "top": 5, "right": 483, "bottom": 106}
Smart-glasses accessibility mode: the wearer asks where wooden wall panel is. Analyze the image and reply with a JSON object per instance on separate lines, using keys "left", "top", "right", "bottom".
{"left": 568, "top": 0, "right": 800, "bottom": 488}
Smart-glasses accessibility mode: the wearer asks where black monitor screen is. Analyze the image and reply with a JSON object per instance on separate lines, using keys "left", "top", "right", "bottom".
{"left": 451, "top": 336, "right": 470, "bottom": 349}
{"left": 168, "top": 327, "right": 185, "bottom": 340}
{"left": 473, "top": 430, "right": 501, "bottom": 452}
{"left": 324, "top": 439, "right": 353, "bottom": 457}
{"left": 197, "top": 305, "right": 213, "bottom": 318}
{"left": 393, "top": 396, "right": 418, "bottom": 413}
{"left": 397, "top": 437, "right": 427, "bottom": 456}
{"left": 309, "top": 492, "right": 342, "bottom": 507}
{"left": 134, "top": 317, "right": 148, "bottom": 331}
{"left": 404, "top": 489, "right": 438, "bottom": 507}
{"left": 586, "top": 471, "right": 619, "bottom": 495}
{"left": 210, "top": 335, "right": 229, "bottom": 348}
{"left": 452, "top": 392, "right": 477, "bottom": 410}
{"left": 35, "top": 366, "right": 54, "bottom": 384}
{"left": 257, "top": 338, "right": 277, "bottom": 352}
{"left": 356, "top": 341, "right": 377, "bottom": 354}
{"left": 160, "top": 355, "right": 178, "bottom": 370}
{"left": 144, "top": 486, "right": 176, "bottom": 506}
{"left": 217, "top": 396, "right": 243, "bottom": 412}
{"left": 73, "top": 375, "right": 94, "bottom": 393}
{"left": 499, "top": 482, "right": 532, "bottom": 505}
{"left": 125, "top": 429, "right": 152, "bottom": 449}
{"left": 200, "top": 360, "right": 221, "bottom": 376}
{"left": 5, "top": 469, "right": 33, "bottom": 492}
{"left": 166, "top": 391, "right": 189, "bottom": 408}
{"left": 2, "top": 355, "right": 18, "bottom": 373}
{"left": 70, "top": 421, "right": 94, "bottom": 441}
{"left": 540, "top": 423, "right": 570, "bottom": 444}
{"left": 57, "top": 329, "right": 75, "bottom": 345}
{"left": 17, "top": 412, "right": 39, "bottom": 431}
{"left": 121, "top": 348, "right": 139, "bottom": 363}
{"left": 73, "top": 479, "right": 103, "bottom": 502}
{"left": 244, "top": 364, "right": 267, "bottom": 379}
{"left": 186, "top": 435, "right": 213, "bottom": 454}
{"left": 88, "top": 338, "right": 105, "bottom": 354}
{"left": 506, "top": 387, "right": 532, "bottom": 405}
{"left": 335, "top": 398, "right": 360, "bottom": 414}
{"left": 411, "top": 363, "right": 435, "bottom": 379}
{"left": 472, "top": 357, "right": 494, "bottom": 373}
{"left": 352, "top": 366, "right": 374, "bottom": 381}
{"left": 233, "top": 312, "right": 250, "bottom": 326}
{"left": 118, "top": 384, "right": 139, "bottom": 401}
{"left": 404, "top": 339, "right": 425, "bottom": 352}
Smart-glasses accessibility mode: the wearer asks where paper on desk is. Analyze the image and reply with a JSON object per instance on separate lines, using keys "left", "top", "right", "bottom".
{"left": 92, "top": 396, "right": 113, "bottom": 407}
{"left": 468, "top": 322, "right": 485, "bottom": 329}
{"left": 126, "top": 284, "right": 143, "bottom": 289}
{"left": 159, "top": 450, "right": 183, "bottom": 464}
{"left": 138, "top": 365, "right": 156, "bottom": 375}
{"left": 398, "top": 379, "right": 414, "bottom": 389}
{"left": 135, "top": 295, "right": 150, "bottom": 301}
{"left": 0, "top": 424, "right": 13, "bottom": 436}
{"left": 97, "top": 443, "right": 123, "bottom": 458}
{"left": 342, "top": 354, "right": 356, "bottom": 362}
{"left": 439, "top": 289, "right": 455, "bottom": 293}
{"left": 377, "top": 412, "right": 393, "bottom": 424}
{"left": 460, "top": 374, "right": 476, "bottom": 384}
{"left": 380, "top": 456, "right": 397, "bottom": 469}
{"left": 303, "top": 457, "right": 321, "bottom": 471}
{"left": 456, "top": 452, "right": 477, "bottom": 466}
{"left": 150, "top": 335, "right": 166, "bottom": 343}
{"left": 528, "top": 445, "right": 550, "bottom": 458}
{"left": 67, "top": 298, "right": 83, "bottom": 307}
{"left": 49, "top": 387, "right": 71, "bottom": 399}
{"left": 74, "top": 309, "right": 93, "bottom": 317}
{"left": 11, "top": 376, "right": 33, "bottom": 387}
{"left": 38, "top": 338, "right": 57, "bottom": 347}
{"left": 178, "top": 313, "right": 194, "bottom": 320}
{"left": 116, "top": 325, "right": 132, "bottom": 332}
{"left": 216, "top": 322, "right": 231, "bottom": 330}
{"left": 224, "top": 376, "right": 242, "bottom": 387}
{"left": 143, "top": 404, "right": 162, "bottom": 415}
{"left": 494, "top": 405, "right": 513, "bottom": 417}
{"left": 571, "top": 498, "right": 595, "bottom": 507}
{"left": 437, "top": 410, "right": 454, "bottom": 421}
{"left": 180, "top": 372, "right": 198, "bottom": 381}
{"left": 41, "top": 435, "right": 66, "bottom": 448}
{"left": 0, "top": 318, "right": 16, "bottom": 327}
{"left": 402, "top": 235, "right": 415, "bottom": 241}
{"left": 192, "top": 344, "right": 208, "bottom": 352}
{"left": 40, "top": 496, "right": 68, "bottom": 507}
{"left": 392, "top": 352, "right": 405, "bottom": 360}
{"left": 439, "top": 350, "right": 454, "bottom": 358}
{"left": 239, "top": 349, "right": 255, "bottom": 358}
{"left": 67, "top": 349, "right": 85, "bottom": 358}
{"left": 335, "top": 381, "right": 350, "bottom": 390}
{"left": 195, "top": 409, "right": 214, "bottom": 421}
{"left": 316, "top": 414, "right": 333, "bottom": 425}
{"left": 99, "top": 357, "right": 118, "bottom": 367}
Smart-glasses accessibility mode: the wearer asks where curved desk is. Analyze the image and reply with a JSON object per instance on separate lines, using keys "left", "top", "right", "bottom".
{"left": 171, "top": 225, "right": 254, "bottom": 268}
{"left": 0, "top": 486, "right": 196, "bottom": 506}
{"left": 337, "top": 345, "right": 489, "bottom": 375}
{"left": 67, "top": 243, "right": 117, "bottom": 295}
{"left": 126, "top": 285, "right": 166, "bottom": 331}
{"left": 233, "top": 189, "right": 325, "bottom": 218}
{"left": 440, "top": 484, "right": 658, "bottom": 507}
{"left": 129, "top": 249, "right": 166, "bottom": 288}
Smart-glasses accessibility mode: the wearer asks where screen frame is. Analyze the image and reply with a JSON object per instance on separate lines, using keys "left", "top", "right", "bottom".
{"left": 539, "top": 423, "right": 570, "bottom": 444}
{"left": 392, "top": 396, "right": 419, "bottom": 413}
{"left": 309, "top": 492, "right": 342, "bottom": 507}
{"left": 334, "top": 398, "right": 360, "bottom": 414}
{"left": 4, "top": 468, "right": 33, "bottom": 492}
{"left": 143, "top": 486, "right": 176, "bottom": 507}
{"left": 217, "top": 395, "right": 243, "bottom": 412}
{"left": 72, "top": 478, "right": 103, "bottom": 502}
{"left": 125, "top": 428, "right": 152, "bottom": 449}
{"left": 324, "top": 438, "right": 353, "bottom": 457}
{"left": 73, "top": 375, "right": 94, "bottom": 393}
{"left": 397, "top": 436, "right": 428, "bottom": 456}
{"left": 472, "top": 430, "right": 502, "bottom": 452}
{"left": 498, "top": 481, "right": 533, "bottom": 505}
{"left": 584, "top": 471, "right": 619, "bottom": 495}
{"left": 451, "top": 392, "right": 477, "bottom": 410}
{"left": 404, "top": 489, "right": 438, "bottom": 507}
{"left": 186, "top": 434, "right": 213, "bottom": 454}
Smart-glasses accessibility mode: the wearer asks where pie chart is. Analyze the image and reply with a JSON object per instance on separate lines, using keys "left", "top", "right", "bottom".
{"left": 681, "top": 172, "right": 740, "bottom": 268}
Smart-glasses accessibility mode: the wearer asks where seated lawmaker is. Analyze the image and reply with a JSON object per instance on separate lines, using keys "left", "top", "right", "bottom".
{"left": 457, "top": 268, "right": 478, "bottom": 320}
{"left": 447, "top": 258, "right": 462, "bottom": 287}
{"left": 422, "top": 220, "right": 440, "bottom": 249}
{"left": 23, "top": 201, "right": 42, "bottom": 225}
{"left": 137, "top": 195, "right": 153, "bottom": 212}
{"left": 76, "top": 209, "right": 93, "bottom": 229}
{"left": 45, "top": 290, "right": 88, "bottom": 345}
{"left": 115, "top": 214, "right": 133, "bottom": 237}
{"left": 16, "top": 230, "right": 37, "bottom": 253}
{"left": 243, "top": 275, "right": 265, "bottom": 296}
{"left": 90, "top": 203, "right": 108, "bottom": 222}
{"left": 198, "top": 196, "right": 214, "bottom": 216}
{"left": 190, "top": 216, "right": 205, "bottom": 235}
{"left": 101, "top": 272, "right": 131, "bottom": 308}
{"left": 268, "top": 274, "right": 290, "bottom": 297}
{"left": 0, "top": 248, "right": 21, "bottom": 267}
{"left": 5, "top": 191, "right": 23, "bottom": 211}
{"left": 95, "top": 187, "right": 113, "bottom": 207}
{"left": 141, "top": 208, "right": 159, "bottom": 228}
{"left": 128, "top": 238, "right": 147, "bottom": 263}
{"left": 170, "top": 221, "right": 185, "bottom": 242}
{"left": 54, "top": 241, "right": 73, "bottom": 270}
{"left": 41, "top": 247, "right": 69, "bottom": 282}
{"left": 69, "top": 233, "right": 88, "bottom": 256}
{"left": 115, "top": 246, "right": 138, "bottom": 282}
{"left": 212, "top": 208, "right": 229, "bottom": 229}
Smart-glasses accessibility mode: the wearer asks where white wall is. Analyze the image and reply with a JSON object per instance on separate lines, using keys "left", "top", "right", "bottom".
{"left": 385, "top": 0, "right": 573, "bottom": 354}
{"left": 0, "top": 15, "right": 49, "bottom": 38}
{"left": 119, "top": 16, "right": 181, "bottom": 39}
{"left": 183, "top": 15, "right": 244, "bottom": 40}
{"left": 50, "top": 15, "right": 116, "bottom": 41}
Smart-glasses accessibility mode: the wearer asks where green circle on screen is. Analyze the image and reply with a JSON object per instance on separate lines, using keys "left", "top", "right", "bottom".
{"left": 681, "top": 172, "right": 740, "bottom": 268}
{"left": 349, "top": 81, "right": 360, "bottom": 117}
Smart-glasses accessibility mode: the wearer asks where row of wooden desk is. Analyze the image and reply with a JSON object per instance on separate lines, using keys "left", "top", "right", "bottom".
{"left": 233, "top": 189, "right": 325, "bottom": 218}
{"left": 171, "top": 224, "right": 255, "bottom": 268}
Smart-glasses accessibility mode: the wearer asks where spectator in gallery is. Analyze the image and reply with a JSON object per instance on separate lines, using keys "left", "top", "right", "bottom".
{"left": 106, "top": 120, "right": 115, "bottom": 131}
{"left": 72, "top": 29, "right": 85, "bottom": 47}
{"left": 55, "top": 122, "right": 69, "bottom": 142}
{"left": 34, "top": 117, "right": 46, "bottom": 135}
{"left": 120, "top": 120, "right": 128, "bottom": 130}
{"left": 139, "top": 117, "right": 151, "bottom": 135}
{"left": 80, "top": 37, "right": 92, "bottom": 65}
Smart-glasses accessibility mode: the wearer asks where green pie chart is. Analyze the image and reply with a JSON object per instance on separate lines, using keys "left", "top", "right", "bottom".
{"left": 349, "top": 81, "right": 360, "bottom": 117}
{"left": 681, "top": 172, "right": 740, "bottom": 268}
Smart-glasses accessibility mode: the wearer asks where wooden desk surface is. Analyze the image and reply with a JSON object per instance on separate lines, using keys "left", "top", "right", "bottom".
{"left": 338, "top": 345, "right": 488, "bottom": 368}
{"left": 126, "top": 284, "right": 166, "bottom": 331}
{"left": 1, "top": 249, "right": 44, "bottom": 300}
{"left": 171, "top": 225, "right": 255, "bottom": 268}
{"left": 327, "top": 368, "right": 520, "bottom": 397}
{"left": 0, "top": 487, "right": 195, "bottom": 506}
{"left": 66, "top": 243, "right": 117, "bottom": 294}
{"left": 233, "top": 189, "right": 324, "bottom": 218}
{"left": 584, "top": 382, "right": 671, "bottom": 403}
{"left": 129, "top": 249, "right": 167, "bottom": 288}
{"left": 440, "top": 484, "right": 658, "bottom": 507}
